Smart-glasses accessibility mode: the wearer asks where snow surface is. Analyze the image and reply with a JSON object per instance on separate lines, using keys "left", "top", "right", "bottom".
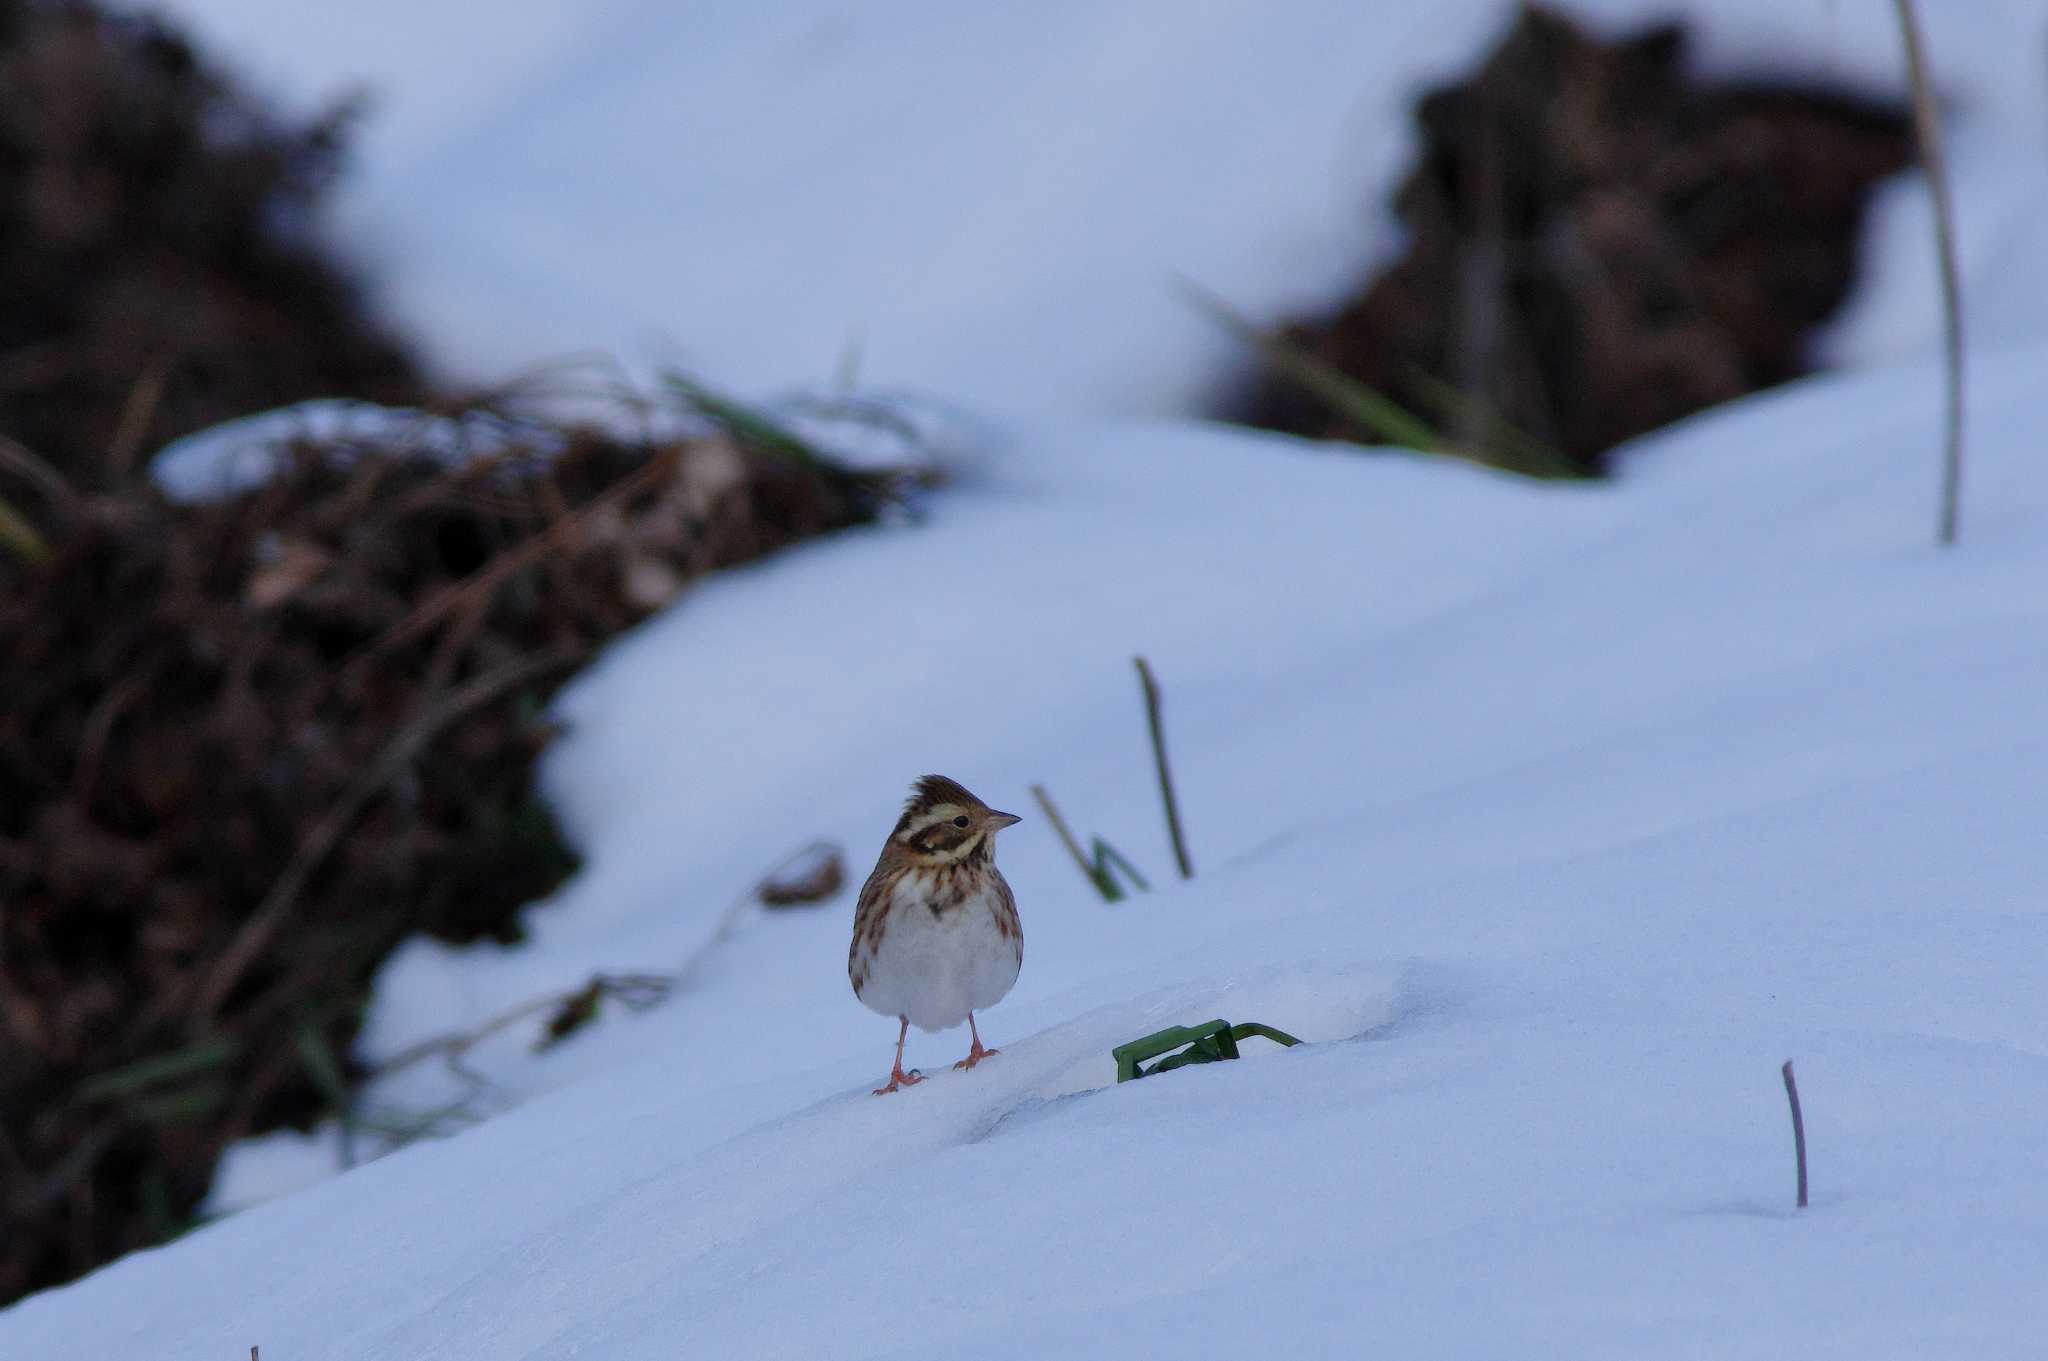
{"left": 151, "top": 399, "right": 570, "bottom": 501}
{"left": 15, "top": 340, "right": 2048, "bottom": 1356}
{"left": 9, "top": 2, "right": 2048, "bottom": 1357}
{"left": 138, "top": 0, "right": 2048, "bottom": 414}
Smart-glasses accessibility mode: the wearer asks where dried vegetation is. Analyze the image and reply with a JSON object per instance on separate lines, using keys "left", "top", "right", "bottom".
{"left": 1235, "top": 6, "right": 1913, "bottom": 474}
{"left": 0, "top": 0, "right": 894, "bottom": 1304}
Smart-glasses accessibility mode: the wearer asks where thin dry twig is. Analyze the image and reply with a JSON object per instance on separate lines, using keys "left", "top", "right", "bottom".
{"left": 0, "top": 433, "right": 82, "bottom": 561}
{"left": 1892, "top": 0, "right": 1966, "bottom": 546}
{"left": 189, "top": 644, "right": 587, "bottom": 1025}
{"left": 1450, "top": 115, "right": 1510, "bottom": 453}
{"left": 25, "top": 1126, "right": 120, "bottom": 1214}
{"left": 418, "top": 582, "right": 495, "bottom": 700}
{"left": 0, "top": 432, "right": 85, "bottom": 517}
{"left": 369, "top": 973, "right": 674, "bottom": 1085}
{"left": 362, "top": 837, "right": 836, "bottom": 1124}
{"left": 346, "top": 447, "right": 679, "bottom": 677}
{"left": 105, "top": 357, "right": 170, "bottom": 487}
{"left": 69, "top": 662, "right": 160, "bottom": 810}
{"left": 1134, "top": 656, "right": 1192, "bottom": 879}
{"left": 1781, "top": 1059, "right": 1809, "bottom": 1210}
{"left": 672, "top": 841, "right": 847, "bottom": 983}
{"left": 338, "top": 972, "right": 674, "bottom": 1147}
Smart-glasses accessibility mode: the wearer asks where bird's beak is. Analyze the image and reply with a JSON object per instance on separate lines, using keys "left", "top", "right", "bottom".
{"left": 986, "top": 810, "right": 1022, "bottom": 831}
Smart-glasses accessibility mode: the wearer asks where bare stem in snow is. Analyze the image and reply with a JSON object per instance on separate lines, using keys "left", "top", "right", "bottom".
{"left": 1781, "top": 1060, "right": 1809, "bottom": 1210}
{"left": 1134, "top": 656, "right": 1192, "bottom": 879}
{"left": 1892, "top": 0, "right": 1966, "bottom": 546}
{"left": 1031, "top": 783, "right": 1122, "bottom": 902}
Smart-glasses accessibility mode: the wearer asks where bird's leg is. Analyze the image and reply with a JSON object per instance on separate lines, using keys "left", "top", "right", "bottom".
{"left": 953, "top": 1011, "right": 999, "bottom": 1070}
{"left": 873, "top": 1016, "right": 924, "bottom": 1095}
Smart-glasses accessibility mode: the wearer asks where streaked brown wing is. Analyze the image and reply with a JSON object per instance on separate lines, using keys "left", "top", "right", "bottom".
{"left": 848, "top": 857, "right": 899, "bottom": 994}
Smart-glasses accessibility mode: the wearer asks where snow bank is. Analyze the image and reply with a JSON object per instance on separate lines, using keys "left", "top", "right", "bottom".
{"left": 10, "top": 337, "right": 2048, "bottom": 1356}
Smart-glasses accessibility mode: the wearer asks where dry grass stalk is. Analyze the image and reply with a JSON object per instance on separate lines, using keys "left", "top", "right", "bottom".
{"left": 1890, "top": 0, "right": 1967, "bottom": 546}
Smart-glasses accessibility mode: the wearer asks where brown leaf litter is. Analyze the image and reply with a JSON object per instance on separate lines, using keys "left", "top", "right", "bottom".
{"left": 0, "top": 421, "right": 896, "bottom": 1305}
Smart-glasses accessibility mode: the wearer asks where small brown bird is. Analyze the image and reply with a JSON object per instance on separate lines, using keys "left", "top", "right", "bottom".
{"left": 849, "top": 775, "right": 1024, "bottom": 1095}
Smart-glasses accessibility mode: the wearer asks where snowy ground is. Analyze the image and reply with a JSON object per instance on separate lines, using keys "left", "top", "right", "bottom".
{"left": 7, "top": 2, "right": 2048, "bottom": 1357}
{"left": 12, "top": 342, "right": 2048, "bottom": 1357}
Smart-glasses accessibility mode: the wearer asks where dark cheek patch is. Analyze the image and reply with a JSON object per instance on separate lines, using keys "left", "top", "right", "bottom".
{"left": 913, "top": 827, "right": 969, "bottom": 856}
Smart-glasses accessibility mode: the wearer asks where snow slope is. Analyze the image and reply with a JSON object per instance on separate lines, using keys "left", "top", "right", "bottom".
{"left": 145, "top": 0, "right": 2048, "bottom": 413}
{"left": 9, "top": 3, "right": 2047, "bottom": 1355}
{"left": 10, "top": 336, "right": 2048, "bottom": 1356}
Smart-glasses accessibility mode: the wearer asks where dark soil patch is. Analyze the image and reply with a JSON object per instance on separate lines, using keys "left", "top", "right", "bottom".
{"left": 1232, "top": 5, "right": 1914, "bottom": 474}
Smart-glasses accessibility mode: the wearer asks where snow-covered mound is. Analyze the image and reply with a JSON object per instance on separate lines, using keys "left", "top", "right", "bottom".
{"left": 145, "top": 0, "right": 2048, "bottom": 413}
{"left": 9, "top": 337, "right": 2047, "bottom": 1356}
{"left": 151, "top": 399, "right": 569, "bottom": 501}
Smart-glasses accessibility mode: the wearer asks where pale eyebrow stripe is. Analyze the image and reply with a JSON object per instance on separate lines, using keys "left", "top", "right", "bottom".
{"left": 898, "top": 805, "right": 967, "bottom": 838}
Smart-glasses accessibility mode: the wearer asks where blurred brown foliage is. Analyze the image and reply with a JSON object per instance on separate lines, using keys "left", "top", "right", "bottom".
{"left": 0, "top": 425, "right": 892, "bottom": 1304}
{"left": 1238, "top": 6, "right": 1913, "bottom": 473}
{"left": 0, "top": 1, "right": 905, "bottom": 1307}
{"left": 0, "top": 0, "right": 420, "bottom": 491}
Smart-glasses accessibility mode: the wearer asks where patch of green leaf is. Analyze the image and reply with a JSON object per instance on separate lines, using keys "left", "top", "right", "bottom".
{"left": 0, "top": 494, "right": 51, "bottom": 565}
{"left": 73, "top": 1037, "right": 241, "bottom": 1104}
{"left": 1180, "top": 277, "right": 1580, "bottom": 479}
{"left": 661, "top": 372, "right": 833, "bottom": 470}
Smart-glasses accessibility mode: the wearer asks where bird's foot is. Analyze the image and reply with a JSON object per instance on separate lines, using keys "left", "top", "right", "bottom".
{"left": 953, "top": 1043, "right": 998, "bottom": 1071}
{"left": 872, "top": 1067, "right": 925, "bottom": 1096}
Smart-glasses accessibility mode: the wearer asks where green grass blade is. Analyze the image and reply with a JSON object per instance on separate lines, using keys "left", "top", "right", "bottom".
{"left": 132, "top": 1080, "right": 231, "bottom": 1126}
{"left": 1091, "top": 837, "right": 1151, "bottom": 894}
{"left": 1177, "top": 278, "right": 1444, "bottom": 452}
{"left": 0, "top": 494, "right": 51, "bottom": 565}
{"left": 73, "top": 1037, "right": 242, "bottom": 1103}
{"left": 661, "top": 372, "right": 831, "bottom": 469}
{"left": 1398, "top": 365, "right": 1580, "bottom": 479}
{"left": 293, "top": 1021, "right": 352, "bottom": 1106}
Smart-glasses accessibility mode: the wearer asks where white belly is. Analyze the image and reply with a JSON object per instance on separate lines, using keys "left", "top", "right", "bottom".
{"left": 854, "top": 877, "right": 1022, "bottom": 1032}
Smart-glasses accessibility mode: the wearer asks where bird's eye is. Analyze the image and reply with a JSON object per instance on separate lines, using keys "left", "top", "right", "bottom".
{"left": 952, "top": 815, "right": 969, "bottom": 828}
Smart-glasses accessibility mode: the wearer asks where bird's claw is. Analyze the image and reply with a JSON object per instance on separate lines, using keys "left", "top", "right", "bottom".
{"left": 872, "top": 1068, "right": 925, "bottom": 1096}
